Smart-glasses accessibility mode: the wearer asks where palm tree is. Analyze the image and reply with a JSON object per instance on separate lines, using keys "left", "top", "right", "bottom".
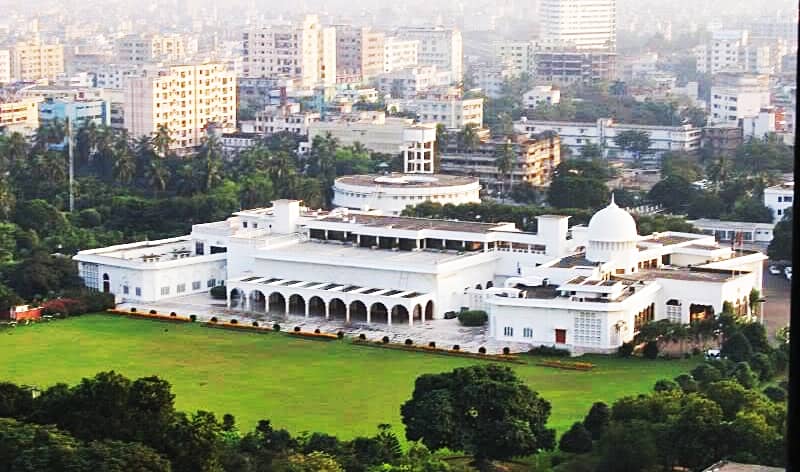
{"left": 146, "top": 158, "right": 170, "bottom": 195}
{"left": 152, "top": 124, "right": 173, "bottom": 158}
{"left": 459, "top": 123, "right": 480, "bottom": 153}
{"left": 76, "top": 121, "right": 98, "bottom": 165}
{"left": 176, "top": 163, "right": 198, "bottom": 196}
{"left": 495, "top": 139, "right": 516, "bottom": 197}
{"left": 113, "top": 146, "right": 137, "bottom": 185}
{"left": 94, "top": 125, "right": 115, "bottom": 178}
{"left": 2, "top": 132, "right": 29, "bottom": 167}
{"left": 707, "top": 153, "right": 732, "bottom": 189}
{"left": 434, "top": 123, "right": 447, "bottom": 173}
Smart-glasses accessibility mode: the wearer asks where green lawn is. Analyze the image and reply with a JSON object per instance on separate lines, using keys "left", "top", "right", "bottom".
{"left": 1, "top": 315, "right": 699, "bottom": 439}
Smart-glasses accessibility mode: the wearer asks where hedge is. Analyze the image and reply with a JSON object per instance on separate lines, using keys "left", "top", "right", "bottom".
{"left": 458, "top": 310, "right": 488, "bottom": 327}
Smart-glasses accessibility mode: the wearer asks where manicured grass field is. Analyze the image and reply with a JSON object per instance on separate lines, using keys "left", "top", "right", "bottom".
{"left": 1, "top": 315, "right": 700, "bottom": 438}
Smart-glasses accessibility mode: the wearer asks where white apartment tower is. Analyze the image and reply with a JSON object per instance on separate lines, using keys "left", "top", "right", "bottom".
{"left": 0, "top": 49, "right": 10, "bottom": 83}
{"left": 396, "top": 26, "right": 463, "bottom": 83}
{"left": 539, "top": 0, "right": 617, "bottom": 51}
{"left": 335, "top": 26, "right": 385, "bottom": 83}
{"left": 709, "top": 73, "right": 771, "bottom": 126}
{"left": 115, "top": 33, "right": 191, "bottom": 64}
{"left": 383, "top": 37, "right": 419, "bottom": 73}
{"left": 123, "top": 63, "right": 236, "bottom": 150}
{"left": 242, "top": 15, "right": 336, "bottom": 88}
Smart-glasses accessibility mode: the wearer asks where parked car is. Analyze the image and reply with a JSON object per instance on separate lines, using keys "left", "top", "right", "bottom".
{"left": 785, "top": 266, "right": 792, "bottom": 281}
{"left": 705, "top": 349, "right": 722, "bottom": 360}
{"left": 768, "top": 265, "right": 782, "bottom": 275}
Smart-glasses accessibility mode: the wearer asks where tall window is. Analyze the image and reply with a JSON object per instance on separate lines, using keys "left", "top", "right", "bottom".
{"left": 523, "top": 328, "right": 533, "bottom": 338}
{"left": 503, "top": 326, "right": 514, "bottom": 337}
{"left": 574, "top": 312, "right": 601, "bottom": 345}
{"left": 160, "top": 286, "right": 170, "bottom": 296}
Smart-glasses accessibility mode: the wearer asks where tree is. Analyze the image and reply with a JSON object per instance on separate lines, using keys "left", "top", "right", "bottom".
{"left": 661, "top": 152, "right": 702, "bottom": 182}
{"left": 668, "top": 395, "right": 725, "bottom": 470}
{"left": 687, "top": 192, "right": 724, "bottom": 219}
{"left": 579, "top": 142, "right": 603, "bottom": 160}
{"left": 721, "top": 332, "right": 753, "bottom": 363}
{"left": 582, "top": 402, "right": 610, "bottom": 440}
{"left": 145, "top": 158, "right": 170, "bottom": 195}
{"left": 647, "top": 175, "right": 694, "bottom": 213}
{"left": 674, "top": 374, "right": 699, "bottom": 393}
{"left": 613, "top": 130, "right": 651, "bottom": 163}
{"left": 559, "top": 422, "right": 593, "bottom": 454}
{"left": 725, "top": 197, "right": 773, "bottom": 223}
{"left": 690, "top": 363, "right": 723, "bottom": 386}
{"left": 152, "top": 124, "right": 173, "bottom": 158}
{"left": 732, "top": 362, "right": 758, "bottom": 389}
{"left": 458, "top": 123, "right": 480, "bottom": 153}
{"left": 768, "top": 208, "right": 792, "bottom": 261}
{"left": 401, "top": 365, "right": 556, "bottom": 468}
{"left": 597, "top": 421, "right": 658, "bottom": 472}
{"left": 494, "top": 139, "right": 516, "bottom": 196}
{"left": 547, "top": 160, "right": 611, "bottom": 209}
{"left": 654, "top": 379, "right": 680, "bottom": 392}
{"left": 285, "top": 451, "right": 344, "bottom": 472}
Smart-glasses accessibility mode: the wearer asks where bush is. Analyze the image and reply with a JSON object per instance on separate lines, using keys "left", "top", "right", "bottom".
{"left": 691, "top": 363, "right": 722, "bottom": 385}
{"left": 273, "top": 323, "right": 281, "bottom": 332}
{"left": 130, "top": 307, "right": 137, "bottom": 313}
{"left": 358, "top": 333, "right": 366, "bottom": 340}
{"left": 230, "top": 319, "right": 238, "bottom": 325}
{"left": 583, "top": 402, "right": 610, "bottom": 440}
{"left": 210, "top": 317, "right": 218, "bottom": 323}
{"left": 294, "top": 326, "right": 301, "bottom": 332}
{"left": 452, "top": 344, "right": 460, "bottom": 351}
{"left": 502, "top": 347, "right": 511, "bottom": 355}
{"left": 170, "top": 312, "right": 177, "bottom": 317}
{"left": 478, "top": 347, "right": 486, "bottom": 354}
{"left": 405, "top": 339, "right": 413, "bottom": 345}
{"left": 530, "top": 345, "right": 571, "bottom": 357}
{"left": 618, "top": 342, "right": 634, "bottom": 357}
{"left": 674, "top": 373, "right": 698, "bottom": 393}
{"left": 428, "top": 341, "right": 436, "bottom": 348}
{"left": 382, "top": 336, "right": 390, "bottom": 344}
{"left": 209, "top": 285, "right": 227, "bottom": 300}
{"left": 721, "top": 332, "right": 753, "bottom": 363}
{"left": 653, "top": 379, "right": 679, "bottom": 392}
{"left": 763, "top": 386, "right": 787, "bottom": 402}
{"left": 41, "top": 298, "right": 88, "bottom": 317}
{"left": 643, "top": 341, "right": 659, "bottom": 359}
{"left": 337, "top": 331, "right": 344, "bottom": 339}
{"left": 457, "top": 310, "right": 488, "bottom": 326}
{"left": 559, "top": 422, "right": 593, "bottom": 454}
{"left": 149, "top": 309, "right": 157, "bottom": 315}
{"left": 314, "top": 328, "right": 321, "bottom": 334}
{"left": 749, "top": 352, "right": 775, "bottom": 382}
{"left": 252, "top": 321, "right": 259, "bottom": 327}
{"left": 732, "top": 362, "right": 757, "bottom": 389}
{"left": 189, "top": 315, "right": 197, "bottom": 322}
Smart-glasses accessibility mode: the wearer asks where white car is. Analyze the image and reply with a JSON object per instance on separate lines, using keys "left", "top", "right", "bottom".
{"left": 784, "top": 266, "right": 792, "bottom": 281}
{"left": 705, "top": 349, "right": 721, "bottom": 360}
{"left": 768, "top": 265, "right": 782, "bottom": 275}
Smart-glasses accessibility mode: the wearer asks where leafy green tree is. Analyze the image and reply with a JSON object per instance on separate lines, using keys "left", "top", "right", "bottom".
{"left": 661, "top": 152, "right": 702, "bottom": 182}
{"left": 596, "top": 421, "right": 659, "bottom": 472}
{"left": 704, "top": 380, "right": 762, "bottom": 420}
{"left": 768, "top": 209, "right": 792, "bottom": 261}
{"left": 613, "top": 130, "right": 651, "bottom": 163}
{"left": 721, "top": 332, "right": 753, "bottom": 363}
{"left": 690, "top": 363, "right": 722, "bottom": 386}
{"left": 80, "top": 439, "right": 172, "bottom": 472}
{"left": 582, "top": 402, "right": 610, "bottom": 440}
{"left": 285, "top": 451, "right": 344, "bottom": 472}
{"left": 558, "top": 422, "right": 593, "bottom": 454}
{"left": 0, "top": 282, "right": 23, "bottom": 313}
{"left": 654, "top": 379, "right": 680, "bottom": 392}
{"left": 152, "top": 124, "right": 173, "bottom": 158}
{"left": 494, "top": 139, "right": 516, "bottom": 195}
{"left": 166, "top": 410, "right": 225, "bottom": 472}
{"left": 674, "top": 374, "right": 698, "bottom": 393}
{"left": 458, "top": 123, "right": 480, "bottom": 153}
{"left": 647, "top": 175, "right": 694, "bottom": 213}
{"left": 579, "top": 142, "right": 603, "bottom": 160}
{"left": 401, "top": 365, "right": 556, "bottom": 467}
{"left": 0, "top": 382, "right": 34, "bottom": 418}
{"left": 725, "top": 197, "right": 773, "bottom": 223}
{"left": 749, "top": 353, "right": 775, "bottom": 382}
{"left": 687, "top": 192, "right": 724, "bottom": 219}
{"left": 668, "top": 394, "right": 724, "bottom": 470}
{"left": 732, "top": 362, "right": 758, "bottom": 389}
{"left": 547, "top": 160, "right": 611, "bottom": 209}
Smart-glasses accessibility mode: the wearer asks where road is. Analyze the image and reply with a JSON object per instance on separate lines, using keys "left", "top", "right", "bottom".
{"left": 762, "top": 261, "right": 791, "bottom": 339}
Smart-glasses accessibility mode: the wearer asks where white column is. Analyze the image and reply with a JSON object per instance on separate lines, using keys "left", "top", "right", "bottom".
{"left": 324, "top": 301, "right": 330, "bottom": 320}
{"left": 345, "top": 304, "right": 350, "bottom": 323}
{"left": 305, "top": 301, "right": 310, "bottom": 318}
{"left": 408, "top": 305, "right": 413, "bottom": 326}
{"left": 366, "top": 304, "right": 371, "bottom": 323}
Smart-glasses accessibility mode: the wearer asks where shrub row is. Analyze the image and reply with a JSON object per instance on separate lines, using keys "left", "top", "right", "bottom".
{"left": 457, "top": 310, "right": 488, "bottom": 327}
{"left": 41, "top": 292, "right": 115, "bottom": 317}
{"left": 537, "top": 360, "right": 595, "bottom": 371}
{"left": 529, "top": 345, "right": 571, "bottom": 357}
{"left": 351, "top": 338, "right": 523, "bottom": 363}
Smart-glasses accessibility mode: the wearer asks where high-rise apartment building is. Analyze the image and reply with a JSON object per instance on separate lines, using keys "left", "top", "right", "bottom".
{"left": 493, "top": 40, "right": 533, "bottom": 77}
{"left": 383, "top": 37, "right": 419, "bottom": 73}
{"left": 396, "top": 26, "right": 463, "bottom": 83}
{"left": 123, "top": 62, "right": 236, "bottom": 150}
{"left": 539, "top": 0, "right": 617, "bottom": 52}
{"left": 709, "top": 73, "right": 771, "bottom": 127}
{"left": 334, "top": 26, "right": 385, "bottom": 83}
{"left": 242, "top": 15, "right": 336, "bottom": 88}
{"left": 0, "top": 49, "right": 11, "bottom": 83}
{"left": 11, "top": 39, "right": 65, "bottom": 81}
{"left": 695, "top": 30, "right": 780, "bottom": 75}
{"left": 115, "top": 33, "right": 191, "bottom": 64}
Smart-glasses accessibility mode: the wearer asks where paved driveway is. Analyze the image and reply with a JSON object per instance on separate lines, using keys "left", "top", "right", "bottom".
{"left": 762, "top": 261, "right": 791, "bottom": 339}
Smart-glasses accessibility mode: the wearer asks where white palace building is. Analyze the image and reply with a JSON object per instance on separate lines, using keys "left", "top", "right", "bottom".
{"left": 74, "top": 198, "right": 766, "bottom": 353}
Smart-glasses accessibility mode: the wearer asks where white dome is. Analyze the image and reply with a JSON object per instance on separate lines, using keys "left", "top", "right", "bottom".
{"left": 587, "top": 196, "right": 638, "bottom": 242}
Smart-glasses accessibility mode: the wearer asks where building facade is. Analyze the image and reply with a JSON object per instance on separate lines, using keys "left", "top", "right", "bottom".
{"left": 405, "top": 93, "right": 483, "bottom": 130}
{"left": 375, "top": 65, "right": 452, "bottom": 99}
{"left": 0, "top": 49, "right": 11, "bottom": 84}
{"left": 335, "top": 26, "right": 385, "bottom": 83}
{"left": 11, "top": 39, "right": 65, "bottom": 81}
{"left": 709, "top": 73, "right": 771, "bottom": 126}
{"left": 307, "top": 113, "right": 436, "bottom": 157}
{"left": 539, "top": 0, "right": 617, "bottom": 51}
{"left": 39, "top": 97, "right": 110, "bottom": 128}
{"left": 123, "top": 62, "right": 236, "bottom": 150}
{"left": 383, "top": 37, "right": 419, "bottom": 73}
{"left": 523, "top": 85, "right": 560, "bottom": 109}
{"left": 395, "top": 26, "right": 463, "bottom": 83}
{"left": 763, "top": 182, "right": 794, "bottom": 223}
{"left": 115, "top": 33, "right": 190, "bottom": 64}
{"left": 531, "top": 48, "right": 617, "bottom": 85}
{"left": 253, "top": 103, "right": 320, "bottom": 136}
{"left": 0, "top": 98, "right": 39, "bottom": 135}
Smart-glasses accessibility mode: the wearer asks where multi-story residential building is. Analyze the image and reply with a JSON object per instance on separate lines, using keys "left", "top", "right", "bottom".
{"left": 539, "top": 0, "right": 617, "bottom": 52}
{"left": 11, "top": 39, "right": 65, "bottom": 81}
{"left": 469, "top": 64, "right": 512, "bottom": 99}
{"left": 403, "top": 91, "right": 483, "bottom": 130}
{"left": 523, "top": 85, "right": 560, "bottom": 109}
{"left": 335, "top": 26, "right": 385, "bottom": 83}
{"left": 307, "top": 112, "right": 436, "bottom": 156}
{"left": 39, "top": 97, "right": 110, "bottom": 128}
{"left": 242, "top": 15, "right": 336, "bottom": 88}
{"left": 513, "top": 117, "right": 702, "bottom": 162}
{"left": 115, "top": 33, "right": 190, "bottom": 64}
{"left": 375, "top": 65, "right": 452, "bottom": 99}
{"left": 123, "top": 62, "right": 236, "bottom": 150}
{"left": 395, "top": 26, "right": 462, "bottom": 83}
{"left": 440, "top": 133, "right": 561, "bottom": 191}
{"left": 709, "top": 73, "right": 770, "bottom": 126}
{"left": 91, "top": 64, "right": 147, "bottom": 90}
{"left": 253, "top": 103, "right": 320, "bottom": 136}
{"left": 763, "top": 182, "right": 794, "bottom": 223}
{"left": 0, "top": 49, "right": 11, "bottom": 83}
{"left": 701, "top": 126, "right": 743, "bottom": 155}
{"left": 383, "top": 37, "right": 419, "bottom": 73}
{"left": 695, "top": 30, "right": 749, "bottom": 75}
{"left": 0, "top": 98, "right": 39, "bottom": 135}
{"left": 531, "top": 47, "right": 616, "bottom": 85}
{"left": 492, "top": 40, "right": 533, "bottom": 76}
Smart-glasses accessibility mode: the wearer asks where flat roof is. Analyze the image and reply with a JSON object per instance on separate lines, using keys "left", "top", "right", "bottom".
{"left": 255, "top": 240, "right": 481, "bottom": 266}
{"left": 316, "top": 213, "right": 506, "bottom": 234}
{"left": 620, "top": 267, "right": 748, "bottom": 283}
{"left": 689, "top": 219, "right": 775, "bottom": 230}
{"left": 335, "top": 173, "right": 477, "bottom": 188}
{"left": 553, "top": 253, "right": 601, "bottom": 268}
{"left": 644, "top": 235, "right": 702, "bottom": 245}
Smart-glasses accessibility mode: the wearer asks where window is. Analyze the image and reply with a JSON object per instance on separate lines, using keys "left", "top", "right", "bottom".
{"left": 207, "top": 278, "right": 216, "bottom": 287}
{"left": 243, "top": 221, "right": 248, "bottom": 228}
{"left": 574, "top": 313, "right": 601, "bottom": 345}
{"left": 123, "top": 285, "right": 129, "bottom": 295}
{"left": 503, "top": 326, "right": 514, "bottom": 337}
{"left": 192, "top": 281, "right": 201, "bottom": 290}
{"left": 160, "top": 286, "right": 170, "bottom": 296}
{"left": 666, "top": 300, "right": 682, "bottom": 323}
{"left": 785, "top": 196, "right": 793, "bottom": 203}
{"left": 523, "top": 328, "right": 533, "bottom": 338}
{"left": 195, "top": 242, "right": 204, "bottom": 255}
{"left": 135, "top": 287, "right": 142, "bottom": 297}
{"left": 177, "top": 283, "right": 186, "bottom": 294}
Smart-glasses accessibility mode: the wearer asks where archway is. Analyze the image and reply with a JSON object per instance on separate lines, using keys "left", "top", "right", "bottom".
{"left": 268, "top": 292, "right": 286, "bottom": 315}
{"left": 391, "top": 305, "right": 410, "bottom": 325}
{"left": 424, "top": 300, "right": 434, "bottom": 321}
{"left": 689, "top": 304, "right": 714, "bottom": 325}
{"left": 475, "top": 283, "right": 482, "bottom": 290}
{"left": 308, "top": 296, "right": 326, "bottom": 318}
{"left": 486, "top": 281, "right": 494, "bottom": 288}
{"left": 412, "top": 304, "right": 423, "bottom": 323}
{"left": 370, "top": 302, "right": 388, "bottom": 324}
{"left": 288, "top": 294, "right": 306, "bottom": 316}
{"left": 230, "top": 288, "right": 245, "bottom": 309}
{"left": 350, "top": 300, "right": 367, "bottom": 322}
{"left": 329, "top": 298, "right": 347, "bottom": 320}
{"left": 102, "top": 273, "right": 110, "bottom": 293}
{"left": 249, "top": 290, "right": 266, "bottom": 312}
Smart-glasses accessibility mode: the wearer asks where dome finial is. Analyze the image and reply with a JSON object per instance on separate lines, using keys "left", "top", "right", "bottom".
{"left": 610, "top": 193, "right": 616, "bottom": 207}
